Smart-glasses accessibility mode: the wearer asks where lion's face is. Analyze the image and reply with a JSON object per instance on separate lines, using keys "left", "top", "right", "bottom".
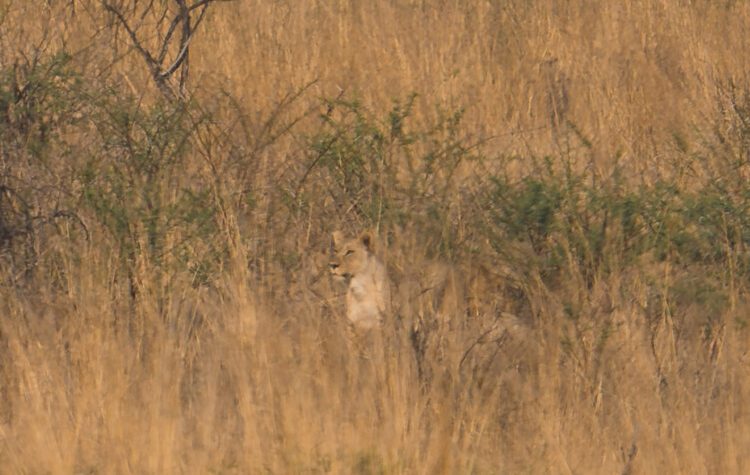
{"left": 329, "top": 231, "right": 373, "bottom": 280}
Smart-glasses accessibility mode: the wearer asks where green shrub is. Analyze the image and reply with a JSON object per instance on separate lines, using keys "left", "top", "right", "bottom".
{"left": 81, "top": 94, "right": 223, "bottom": 289}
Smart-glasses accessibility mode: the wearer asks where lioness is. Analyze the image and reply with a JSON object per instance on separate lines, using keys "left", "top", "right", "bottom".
{"left": 330, "top": 230, "right": 391, "bottom": 329}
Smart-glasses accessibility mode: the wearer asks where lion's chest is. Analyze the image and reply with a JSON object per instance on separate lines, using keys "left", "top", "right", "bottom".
{"left": 348, "top": 277, "right": 370, "bottom": 300}
{"left": 346, "top": 275, "right": 384, "bottom": 328}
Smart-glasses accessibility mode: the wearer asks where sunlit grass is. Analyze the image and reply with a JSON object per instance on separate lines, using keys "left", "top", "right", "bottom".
{"left": 1, "top": 1, "right": 750, "bottom": 473}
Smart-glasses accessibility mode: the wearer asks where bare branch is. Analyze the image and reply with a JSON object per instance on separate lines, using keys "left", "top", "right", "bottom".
{"left": 191, "top": 2, "right": 210, "bottom": 32}
{"left": 101, "top": 2, "right": 158, "bottom": 74}
{"left": 101, "top": 0, "right": 228, "bottom": 100}
{"left": 160, "top": 0, "right": 210, "bottom": 81}
{"left": 159, "top": 29, "right": 192, "bottom": 79}
{"left": 176, "top": 0, "right": 191, "bottom": 93}
{"left": 158, "top": 9, "right": 184, "bottom": 64}
{"left": 138, "top": 0, "right": 158, "bottom": 27}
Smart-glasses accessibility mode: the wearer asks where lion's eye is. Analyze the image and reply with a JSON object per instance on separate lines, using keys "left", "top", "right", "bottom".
{"left": 344, "top": 249, "right": 355, "bottom": 257}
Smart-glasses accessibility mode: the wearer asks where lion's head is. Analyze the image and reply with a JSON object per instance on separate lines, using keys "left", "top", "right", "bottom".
{"left": 329, "top": 230, "right": 375, "bottom": 281}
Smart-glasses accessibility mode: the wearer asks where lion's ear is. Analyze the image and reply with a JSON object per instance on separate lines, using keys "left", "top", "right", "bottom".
{"left": 360, "top": 231, "right": 373, "bottom": 251}
{"left": 332, "top": 230, "right": 344, "bottom": 249}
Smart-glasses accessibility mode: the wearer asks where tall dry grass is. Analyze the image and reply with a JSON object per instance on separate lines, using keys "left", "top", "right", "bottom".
{"left": 2, "top": 1, "right": 750, "bottom": 473}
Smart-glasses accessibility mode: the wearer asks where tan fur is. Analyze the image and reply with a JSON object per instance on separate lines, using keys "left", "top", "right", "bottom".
{"left": 330, "top": 231, "right": 391, "bottom": 329}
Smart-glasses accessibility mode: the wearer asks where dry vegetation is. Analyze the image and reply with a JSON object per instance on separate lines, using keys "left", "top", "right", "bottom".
{"left": 3, "top": 1, "right": 750, "bottom": 473}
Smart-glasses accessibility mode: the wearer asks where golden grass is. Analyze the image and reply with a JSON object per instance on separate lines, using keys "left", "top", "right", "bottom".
{"left": 2, "top": 1, "right": 750, "bottom": 473}
{"left": 4, "top": 243, "right": 750, "bottom": 473}
{"left": 193, "top": 1, "right": 750, "bottom": 163}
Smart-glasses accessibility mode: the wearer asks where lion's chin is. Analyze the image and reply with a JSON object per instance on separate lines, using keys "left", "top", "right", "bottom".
{"left": 331, "top": 272, "right": 351, "bottom": 282}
